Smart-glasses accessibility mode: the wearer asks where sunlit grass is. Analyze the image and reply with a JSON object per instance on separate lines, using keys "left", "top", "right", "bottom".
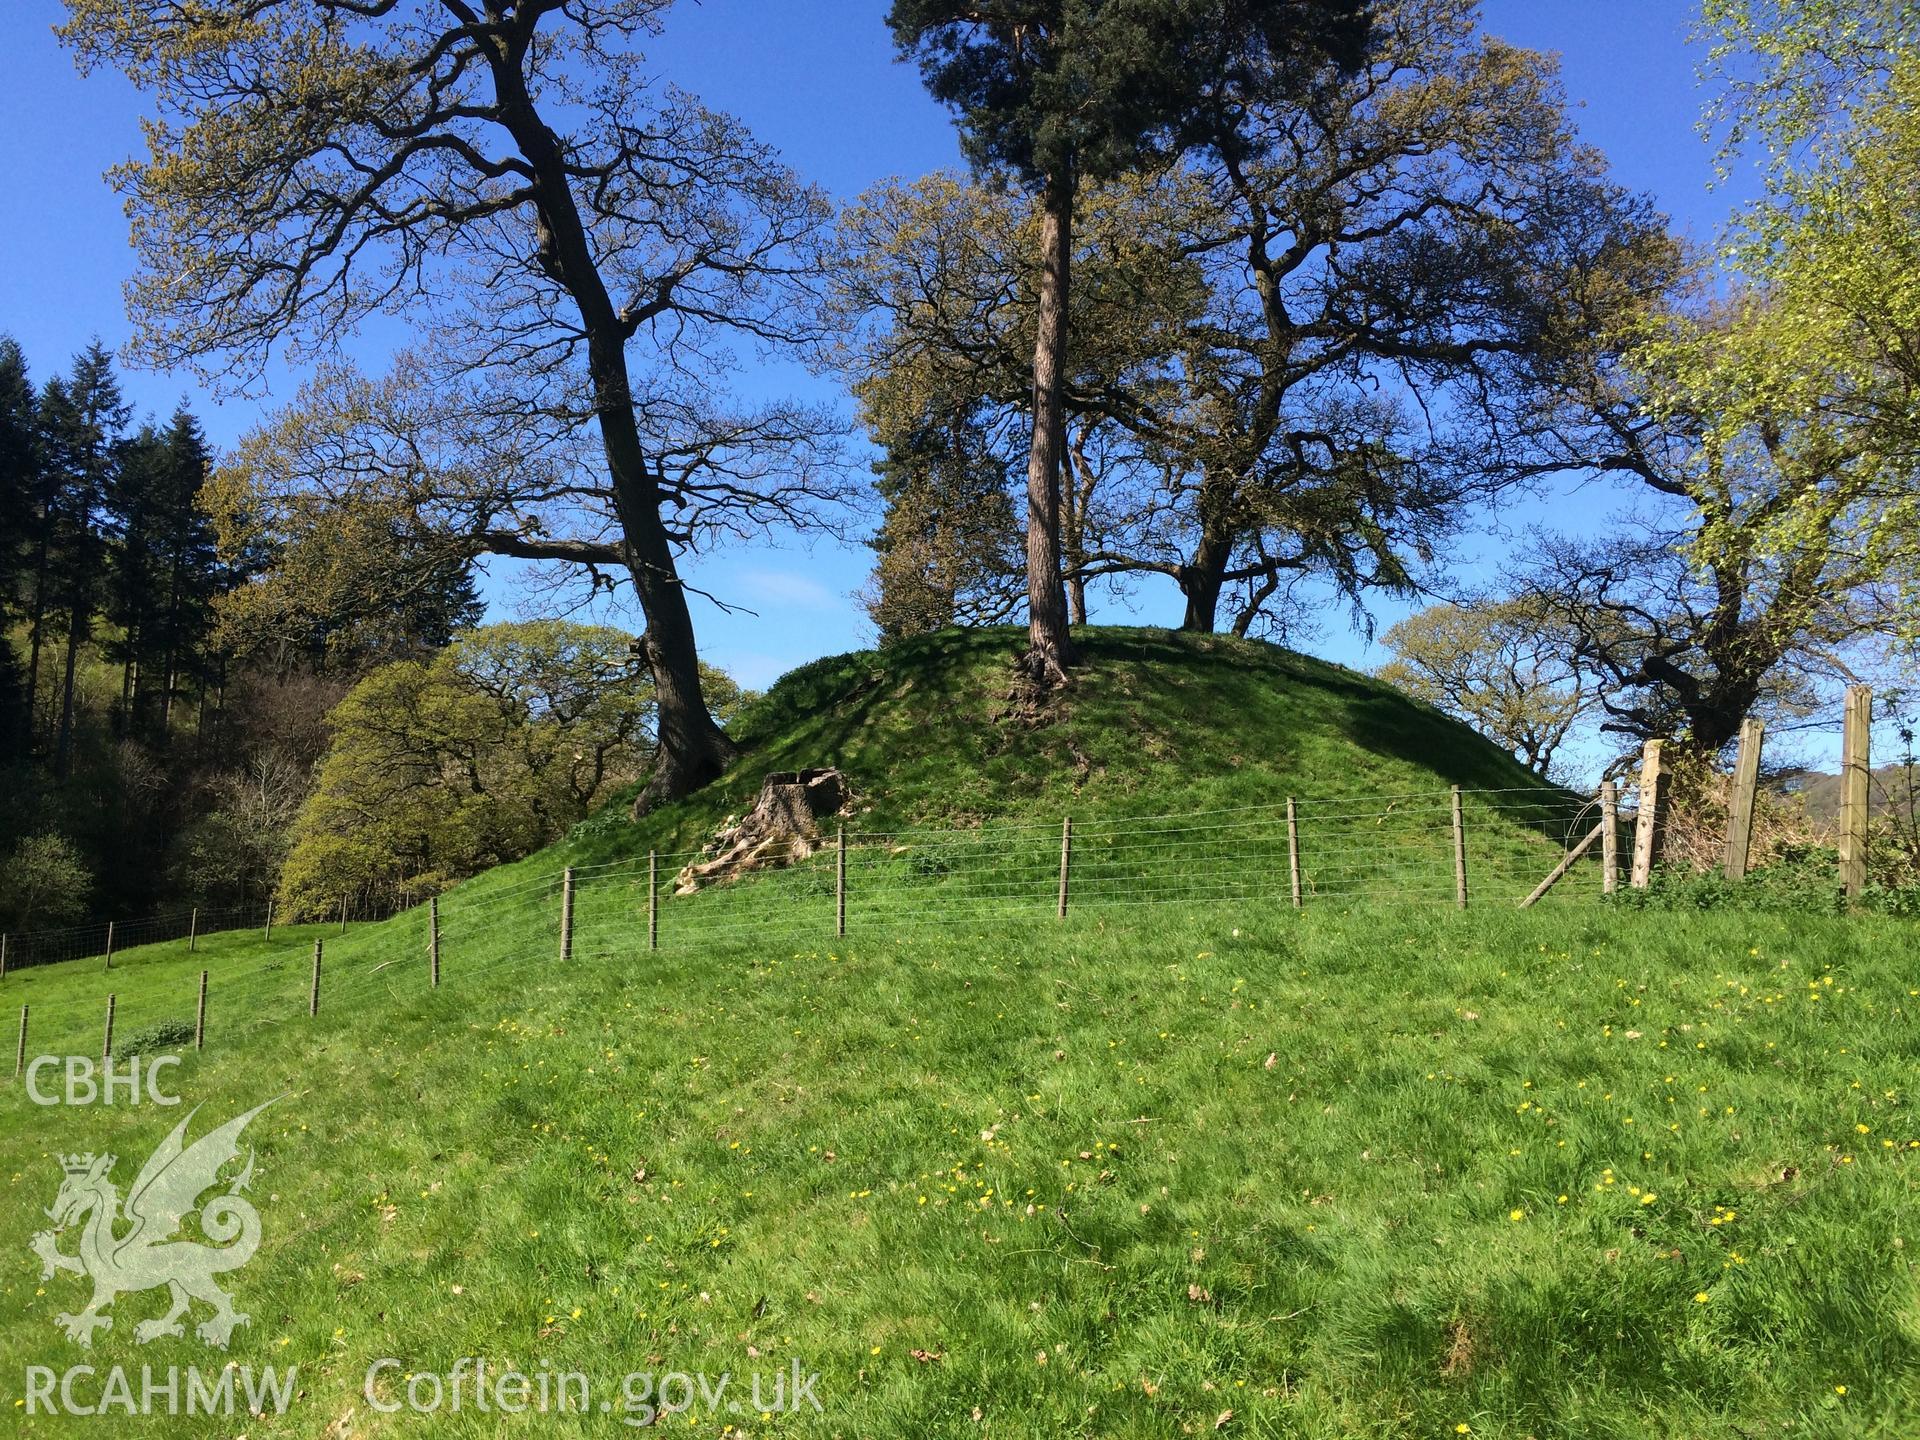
{"left": 3, "top": 894, "right": 1917, "bottom": 1437}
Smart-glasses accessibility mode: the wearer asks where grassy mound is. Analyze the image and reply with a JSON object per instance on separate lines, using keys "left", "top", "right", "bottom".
{"left": 572, "top": 625, "right": 1565, "bottom": 860}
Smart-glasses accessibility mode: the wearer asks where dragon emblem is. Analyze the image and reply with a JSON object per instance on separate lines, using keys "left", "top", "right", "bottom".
{"left": 29, "top": 1098, "right": 279, "bottom": 1349}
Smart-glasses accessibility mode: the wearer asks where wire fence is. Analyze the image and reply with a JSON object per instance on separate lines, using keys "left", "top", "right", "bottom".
{"left": 0, "top": 894, "right": 404, "bottom": 975}
{"left": 4, "top": 785, "right": 1633, "bottom": 1073}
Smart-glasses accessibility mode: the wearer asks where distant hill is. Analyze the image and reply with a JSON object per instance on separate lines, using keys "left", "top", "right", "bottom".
{"left": 1779, "top": 763, "right": 1919, "bottom": 824}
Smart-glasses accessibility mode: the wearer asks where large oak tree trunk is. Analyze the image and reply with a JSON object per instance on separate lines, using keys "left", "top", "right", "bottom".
{"left": 494, "top": 62, "right": 737, "bottom": 814}
{"left": 1177, "top": 488, "right": 1238, "bottom": 632}
{"left": 586, "top": 336, "right": 739, "bottom": 816}
{"left": 1021, "top": 173, "right": 1077, "bottom": 683}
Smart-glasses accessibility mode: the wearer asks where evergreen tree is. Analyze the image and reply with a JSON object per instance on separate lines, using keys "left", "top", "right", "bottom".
{"left": 886, "top": 0, "right": 1372, "bottom": 684}
{"left": 39, "top": 342, "right": 129, "bottom": 778}
{"left": 151, "top": 406, "right": 220, "bottom": 730}
{"left": 0, "top": 339, "right": 38, "bottom": 752}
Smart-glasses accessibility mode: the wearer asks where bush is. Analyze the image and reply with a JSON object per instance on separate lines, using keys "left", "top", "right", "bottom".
{"left": 0, "top": 833, "right": 95, "bottom": 929}
{"left": 119, "top": 1019, "right": 196, "bottom": 1054}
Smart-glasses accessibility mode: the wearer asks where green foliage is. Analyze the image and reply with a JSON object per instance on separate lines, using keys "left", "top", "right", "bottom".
{"left": 279, "top": 622, "right": 728, "bottom": 916}
{"left": 0, "top": 832, "right": 95, "bottom": 929}
{"left": 1683, "top": 4, "right": 1920, "bottom": 640}
{"left": 886, "top": 0, "right": 1371, "bottom": 185}
{"left": 117, "top": 1017, "right": 196, "bottom": 1054}
{"left": 1378, "top": 600, "right": 1594, "bottom": 778}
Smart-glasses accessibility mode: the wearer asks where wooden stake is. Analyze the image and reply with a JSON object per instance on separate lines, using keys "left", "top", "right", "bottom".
{"left": 836, "top": 823, "right": 847, "bottom": 938}
{"left": 102, "top": 994, "right": 116, "bottom": 1060}
{"left": 263, "top": 898, "right": 274, "bottom": 941}
{"left": 428, "top": 896, "right": 440, "bottom": 989}
{"left": 188, "top": 907, "right": 198, "bottom": 953}
{"left": 1450, "top": 786, "right": 1468, "bottom": 909}
{"left": 1057, "top": 816, "right": 1072, "bottom": 920}
{"left": 1839, "top": 684, "right": 1872, "bottom": 899}
{"left": 1, "top": 932, "right": 8, "bottom": 983}
{"left": 1286, "top": 798, "right": 1302, "bottom": 908}
{"left": 309, "top": 940, "right": 322, "bottom": 1018}
{"left": 1629, "top": 740, "right": 1667, "bottom": 889}
{"left": 648, "top": 851, "right": 658, "bottom": 952}
{"left": 195, "top": 970, "right": 207, "bottom": 1051}
{"left": 1724, "top": 717, "right": 1766, "bottom": 881}
{"left": 1520, "top": 823, "right": 1604, "bottom": 908}
{"left": 339, "top": 895, "right": 348, "bottom": 935}
{"left": 560, "top": 867, "right": 575, "bottom": 962}
{"left": 1599, "top": 782, "right": 1619, "bottom": 895}
{"left": 103, "top": 920, "right": 114, "bottom": 972}
{"left": 14, "top": 1005, "right": 26, "bottom": 1079}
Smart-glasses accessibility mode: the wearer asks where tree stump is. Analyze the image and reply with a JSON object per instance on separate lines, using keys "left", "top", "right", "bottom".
{"left": 674, "top": 768, "right": 854, "bottom": 894}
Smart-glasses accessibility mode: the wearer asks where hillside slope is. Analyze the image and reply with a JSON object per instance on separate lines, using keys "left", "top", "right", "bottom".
{"left": 566, "top": 625, "right": 1567, "bottom": 864}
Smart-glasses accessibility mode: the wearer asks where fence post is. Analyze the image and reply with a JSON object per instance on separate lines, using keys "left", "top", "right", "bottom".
{"left": 1839, "top": 684, "right": 1872, "bottom": 899}
{"left": 1600, "top": 782, "right": 1619, "bottom": 895}
{"left": 188, "top": 907, "right": 198, "bottom": 954}
{"left": 103, "top": 920, "right": 114, "bottom": 972}
{"left": 263, "top": 898, "right": 274, "bottom": 942}
{"left": 102, "top": 994, "right": 116, "bottom": 1060}
{"left": 836, "top": 824, "right": 847, "bottom": 938}
{"left": 195, "top": 970, "right": 207, "bottom": 1052}
{"left": 560, "top": 867, "right": 575, "bottom": 962}
{"left": 428, "top": 896, "right": 440, "bottom": 989}
{"left": 1724, "top": 717, "right": 1766, "bottom": 881}
{"left": 1629, "top": 740, "right": 1667, "bottom": 889}
{"left": 1057, "top": 816, "right": 1072, "bottom": 920}
{"left": 339, "top": 895, "right": 348, "bottom": 936}
{"left": 309, "top": 940, "right": 323, "bottom": 1018}
{"left": 1286, "top": 798, "right": 1302, "bottom": 908}
{"left": 648, "top": 851, "right": 658, "bottom": 952}
{"left": 1, "top": 932, "right": 7, "bottom": 983}
{"left": 14, "top": 1005, "right": 26, "bottom": 1079}
{"left": 1450, "top": 786, "right": 1468, "bottom": 909}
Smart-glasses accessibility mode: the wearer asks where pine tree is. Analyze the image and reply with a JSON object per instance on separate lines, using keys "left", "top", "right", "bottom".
{"left": 39, "top": 342, "right": 130, "bottom": 779}
{"left": 886, "top": 0, "right": 1371, "bottom": 684}
{"left": 0, "top": 338, "right": 35, "bottom": 760}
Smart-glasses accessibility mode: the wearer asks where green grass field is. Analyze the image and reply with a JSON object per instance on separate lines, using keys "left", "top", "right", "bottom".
{"left": 2, "top": 629, "right": 1915, "bottom": 1436}
{"left": 3, "top": 891, "right": 1918, "bottom": 1437}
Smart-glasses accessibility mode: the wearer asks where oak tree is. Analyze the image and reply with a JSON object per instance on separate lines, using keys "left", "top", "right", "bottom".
{"left": 61, "top": 0, "right": 838, "bottom": 809}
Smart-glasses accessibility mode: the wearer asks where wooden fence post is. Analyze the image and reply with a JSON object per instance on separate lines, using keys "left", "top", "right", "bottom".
{"left": 428, "top": 896, "right": 440, "bottom": 989}
{"left": 1724, "top": 717, "right": 1766, "bottom": 881}
{"left": 339, "top": 895, "right": 349, "bottom": 936}
{"left": 188, "top": 907, "right": 198, "bottom": 953}
{"left": 836, "top": 823, "right": 847, "bottom": 938}
{"left": 1519, "top": 822, "right": 1606, "bottom": 909}
{"left": 103, "top": 920, "right": 114, "bottom": 972}
{"left": 102, "top": 994, "right": 116, "bottom": 1060}
{"left": 1599, "top": 782, "right": 1619, "bottom": 895}
{"left": 1839, "top": 684, "right": 1872, "bottom": 899}
{"left": 1057, "top": 817, "right": 1072, "bottom": 920}
{"left": 560, "top": 867, "right": 575, "bottom": 962}
{"left": 195, "top": 970, "right": 208, "bottom": 1052}
{"left": 263, "top": 898, "right": 274, "bottom": 942}
{"left": 1450, "top": 786, "right": 1468, "bottom": 909}
{"left": 1, "top": 932, "right": 8, "bottom": 983}
{"left": 14, "top": 1005, "right": 26, "bottom": 1079}
{"left": 309, "top": 940, "right": 323, "bottom": 1018}
{"left": 648, "top": 851, "right": 658, "bottom": 952}
{"left": 1286, "top": 798, "right": 1302, "bottom": 908}
{"left": 1630, "top": 740, "right": 1667, "bottom": 889}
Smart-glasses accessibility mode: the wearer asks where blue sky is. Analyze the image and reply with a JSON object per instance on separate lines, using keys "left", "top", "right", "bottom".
{"left": 0, "top": 1, "right": 1753, "bottom": 715}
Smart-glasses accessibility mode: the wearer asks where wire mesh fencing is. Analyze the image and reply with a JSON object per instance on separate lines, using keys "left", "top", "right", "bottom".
{"left": 5, "top": 784, "right": 1640, "bottom": 1075}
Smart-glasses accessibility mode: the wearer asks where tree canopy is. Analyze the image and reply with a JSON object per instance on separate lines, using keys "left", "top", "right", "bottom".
{"left": 60, "top": 0, "right": 843, "bottom": 808}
